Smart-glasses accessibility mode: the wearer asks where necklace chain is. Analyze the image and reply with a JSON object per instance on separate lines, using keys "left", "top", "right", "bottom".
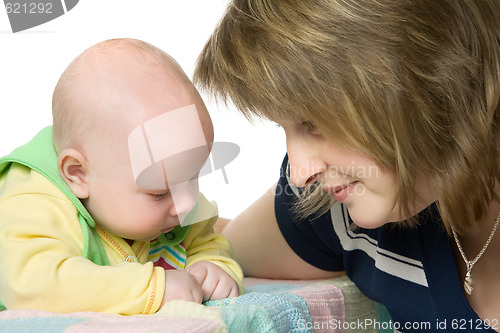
{"left": 451, "top": 211, "right": 500, "bottom": 295}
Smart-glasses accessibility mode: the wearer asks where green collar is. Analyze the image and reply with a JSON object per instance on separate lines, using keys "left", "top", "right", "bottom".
{"left": 0, "top": 126, "right": 109, "bottom": 265}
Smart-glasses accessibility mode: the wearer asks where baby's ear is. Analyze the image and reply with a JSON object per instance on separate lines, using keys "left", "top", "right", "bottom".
{"left": 57, "top": 149, "right": 90, "bottom": 199}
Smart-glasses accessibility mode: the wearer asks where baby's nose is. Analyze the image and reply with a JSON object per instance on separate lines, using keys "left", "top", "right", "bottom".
{"left": 170, "top": 181, "right": 198, "bottom": 218}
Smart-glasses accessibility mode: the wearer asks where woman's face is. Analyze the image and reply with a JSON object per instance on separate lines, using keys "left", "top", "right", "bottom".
{"left": 282, "top": 121, "right": 434, "bottom": 228}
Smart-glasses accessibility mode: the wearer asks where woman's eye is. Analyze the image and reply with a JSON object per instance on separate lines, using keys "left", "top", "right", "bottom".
{"left": 300, "top": 121, "right": 315, "bottom": 129}
{"left": 300, "top": 120, "right": 320, "bottom": 133}
{"left": 300, "top": 121, "right": 322, "bottom": 136}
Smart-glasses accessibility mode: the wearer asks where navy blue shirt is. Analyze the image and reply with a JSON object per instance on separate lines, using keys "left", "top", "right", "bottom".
{"left": 275, "top": 155, "right": 497, "bottom": 332}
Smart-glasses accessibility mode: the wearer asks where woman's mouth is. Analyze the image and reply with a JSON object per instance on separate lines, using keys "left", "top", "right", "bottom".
{"left": 323, "top": 181, "right": 358, "bottom": 202}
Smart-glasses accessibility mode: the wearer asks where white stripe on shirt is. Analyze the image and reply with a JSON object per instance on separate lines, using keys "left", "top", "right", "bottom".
{"left": 330, "top": 202, "right": 428, "bottom": 287}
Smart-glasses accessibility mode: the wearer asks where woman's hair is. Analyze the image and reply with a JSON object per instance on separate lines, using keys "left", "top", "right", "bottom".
{"left": 194, "top": 0, "right": 500, "bottom": 233}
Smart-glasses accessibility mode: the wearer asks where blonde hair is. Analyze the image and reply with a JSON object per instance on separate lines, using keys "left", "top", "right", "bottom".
{"left": 52, "top": 38, "right": 187, "bottom": 155}
{"left": 194, "top": 0, "right": 500, "bottom": 233}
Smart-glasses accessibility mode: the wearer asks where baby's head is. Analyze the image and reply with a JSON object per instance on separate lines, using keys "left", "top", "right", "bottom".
{"left": 53, "top": 38, "right": 214, "bottom": 241}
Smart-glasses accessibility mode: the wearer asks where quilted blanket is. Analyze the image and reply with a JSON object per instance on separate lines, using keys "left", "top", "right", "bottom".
{"left": 0, "top": 276, "right": 390, "bottom": 333}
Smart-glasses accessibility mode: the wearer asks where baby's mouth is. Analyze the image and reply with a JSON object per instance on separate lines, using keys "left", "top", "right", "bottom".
{"left": 160, "top": 226, "right": 175, "bottom": 234}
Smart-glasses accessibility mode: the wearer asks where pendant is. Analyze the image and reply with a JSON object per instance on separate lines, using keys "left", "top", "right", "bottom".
{"left": 464, "top": 270, "right": 473, "bottom": 295}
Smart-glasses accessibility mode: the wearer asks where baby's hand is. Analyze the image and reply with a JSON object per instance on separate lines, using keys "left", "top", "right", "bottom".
{"left": 162, "top": 270, "right": 203, "bottom": 305}
{"left": 186, "top": 261, "right": 239, "bottom": 302}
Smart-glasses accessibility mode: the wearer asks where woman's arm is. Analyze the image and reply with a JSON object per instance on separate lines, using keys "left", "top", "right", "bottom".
{"left": 222, "top": 185, "right": 345, "bottom": 280}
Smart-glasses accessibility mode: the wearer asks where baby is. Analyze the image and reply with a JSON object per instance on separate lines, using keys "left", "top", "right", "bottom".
{"left": 0, "top": 38, "right": 243, "bottom": 315}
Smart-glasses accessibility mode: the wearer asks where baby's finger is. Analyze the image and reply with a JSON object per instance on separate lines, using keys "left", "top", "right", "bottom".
{"left": 191, "top": 284, "right": 203, "bottom": 304}
{"left": 186, "top": 264, "right": 208, "bottom": 286}
{"left": 201, "top": 276, "right": 219, "bottom": 302}
{"left": 209, "top": 279, "right": 239, "bottom": 301}
{"left": 227, "top": 284, "right": 239, "bottom": 298}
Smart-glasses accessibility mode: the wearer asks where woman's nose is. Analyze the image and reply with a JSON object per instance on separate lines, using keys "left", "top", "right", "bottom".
{"left": 286, "top": 136, "right": 326, "bottom": 188}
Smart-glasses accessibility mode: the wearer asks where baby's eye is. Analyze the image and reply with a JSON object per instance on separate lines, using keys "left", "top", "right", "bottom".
{"left": 153, "top": 192, "right": 169, "bottom": 201}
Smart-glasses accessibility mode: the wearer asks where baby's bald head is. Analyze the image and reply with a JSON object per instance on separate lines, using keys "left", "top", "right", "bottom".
{"left": 51, "top": 38, "right": 210, "bottom": 162}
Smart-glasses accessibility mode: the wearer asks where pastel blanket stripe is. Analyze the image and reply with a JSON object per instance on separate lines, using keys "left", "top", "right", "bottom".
{"left": 0, "top": 277, "right": 381, "bottom": 333}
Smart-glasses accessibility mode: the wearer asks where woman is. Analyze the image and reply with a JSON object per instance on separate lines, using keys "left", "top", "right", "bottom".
{"left": 194, "top": 0, "right": 500, "bottom": 331}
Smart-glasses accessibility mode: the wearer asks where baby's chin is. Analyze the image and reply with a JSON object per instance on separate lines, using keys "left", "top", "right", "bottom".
{"left": 122, "top": 232, "right": 164, "bottom": 243}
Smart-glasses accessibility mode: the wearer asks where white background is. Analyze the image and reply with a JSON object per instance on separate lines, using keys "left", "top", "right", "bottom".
{"left": 0, "top": 0, "right": 286, "bottom": 218}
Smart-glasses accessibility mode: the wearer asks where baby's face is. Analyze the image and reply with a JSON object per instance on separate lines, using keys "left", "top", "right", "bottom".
{"left": 82, "top": 79, "right": 214, "bottom": 241}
